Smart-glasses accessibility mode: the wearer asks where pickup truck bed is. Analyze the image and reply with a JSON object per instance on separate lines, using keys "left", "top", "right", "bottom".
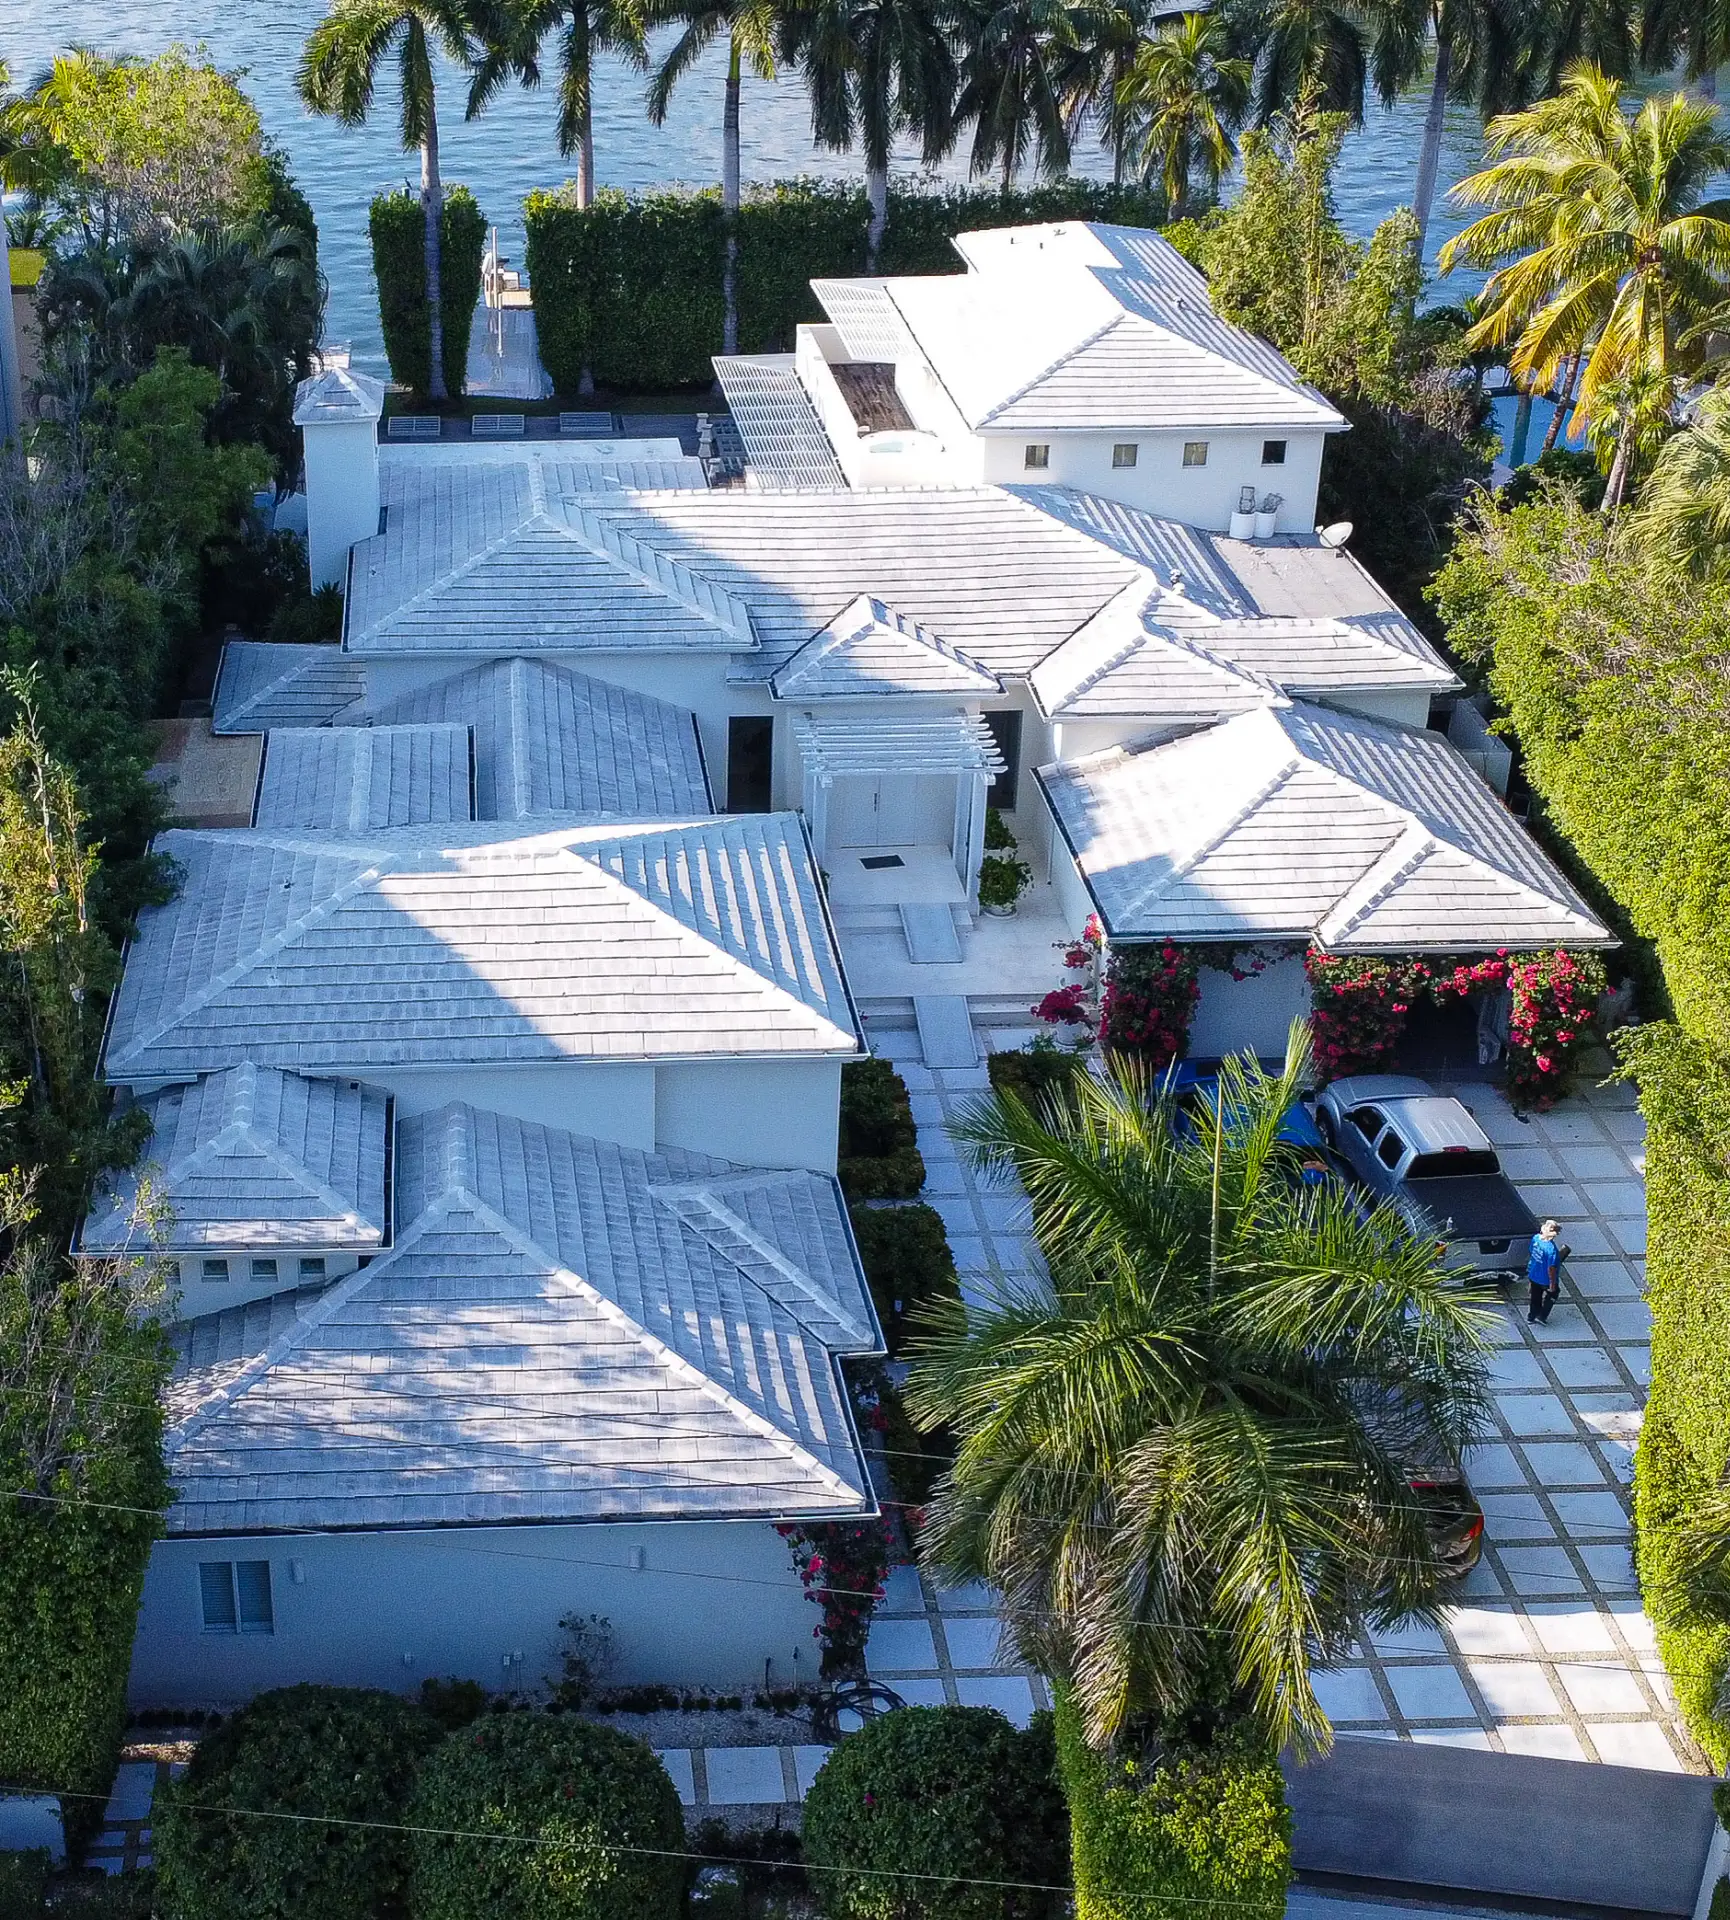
{"left": 1408, "top": 1174, "right": 1539, "bottom": 1245}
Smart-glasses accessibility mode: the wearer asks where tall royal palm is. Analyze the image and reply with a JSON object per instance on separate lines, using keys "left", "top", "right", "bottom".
{"left": 907, "top": 1034, "right": 1492, "bottom": 1754}
{"left": 299, "top": 0, "right": 486, "bottom": 401}
{"left": 1226, "top": 0, "right": 1370, "bottom": 128}
{"left": 647, "top": 0, "right": 788, "bottom": 354}
{"left": 1116, "top": 12, "right": 1252, "bottom": 218}
{"left": 470, "top": 0, "right": 649, "bottom": 208}
{"left": 786, "top": 0, "right": 957, "bottom": 268}
{"left": 1440, "top": 65, "right": 1730, "bottom": 508}
{"left": 952, "top": 0, "right": 1097, "bottom": 188}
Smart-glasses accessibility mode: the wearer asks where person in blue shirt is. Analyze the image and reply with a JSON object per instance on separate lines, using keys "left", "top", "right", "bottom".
{"left": 1527, "top": 1219, "right": 1567, "bottom": 1324}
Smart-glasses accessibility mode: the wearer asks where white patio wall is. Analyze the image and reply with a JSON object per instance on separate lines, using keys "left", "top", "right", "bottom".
{"left": 129, "top": 1518, "right": 820, "bottom": 1707}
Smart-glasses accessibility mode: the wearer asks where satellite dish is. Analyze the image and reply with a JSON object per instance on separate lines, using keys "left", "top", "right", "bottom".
{"left": 1318, "top": 521, "right": 1354, "bottom": 550}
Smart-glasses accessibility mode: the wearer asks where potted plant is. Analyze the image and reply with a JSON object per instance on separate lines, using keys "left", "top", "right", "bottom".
{"left": 978, "top": 850, "right": 1031, "bottom": 915}
{"left": 1229, "top": 484, "right": 1257, "bottom": 539}
{"left": 1255, "top": 491, "right": 1282, "bottom": 538}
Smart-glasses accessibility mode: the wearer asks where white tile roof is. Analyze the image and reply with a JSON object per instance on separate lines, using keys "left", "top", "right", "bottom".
{"left": 81, "top": 1065, "right": 388, "bottom": 1252}
{"left": 105, "top": 814, "right": 860, "bottom": 1081}
{"left": 711, "top": 355, "right": 848, "bottom": 489}
{"left": 872, "top": 223, "right": 1343, "bottom": 433}
{"left": 293, "top": 367, "right": 385, "bottom": 425}
{"left": 212, "top": 643, "right": 368, "bottom": 734}
{"left": 1040, "top": 702, "right": 1612, "bottom": 951}
{"left": 360, "top": 656, "right": 712, "bottom": 819}
{"left": 161, "top": 1103, "right": 877, "bottom": 1532}
{"left": 255, "top": 725, "right": 472, "bottom": 829}
{"left": 770, "top": 595, "right": 1003, "bottom": 699}
{"left": 346, "top": 454, "right": 756, "bottom": 655}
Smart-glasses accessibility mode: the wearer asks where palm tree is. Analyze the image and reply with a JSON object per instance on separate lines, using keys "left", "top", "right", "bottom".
{"left": 469, "top": 0, "right": 649, "bottom": 208}
{"left": 646, "top": 0, "right": 789, "bottom": 355}
{"left": 1049, "top": 0, "right": 1148, "bottom": 189}
{"left": 785, "top": 0, "right": 958, "bottom": 268}
{"left": 1116, "top": 13, "right": 1252, "bottom": 218}
{"left": 952, "top": 0, "right": 1096, "bottom": 188}
{"left": 1439, "top": 65, "right": 1730, "bottom": 501}
{"left": 1628, "top": 383, "right": 1730, "bottom": 568}
{"left": 299, "top": 0, "right": 487, "bottom": 402}
{"left": 906, "top": 1032, "right": 1493, "bottom": 1755}
{"left": 1226, "top": 0, "right": 1371, "bottom": 128}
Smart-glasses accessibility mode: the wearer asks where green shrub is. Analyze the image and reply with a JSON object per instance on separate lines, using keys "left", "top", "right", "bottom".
{"left": 878, "top": 1377, "right": 955, "bottom": 1518}
{"left": 0, "top": 1851, "right": 48, "bottom": 1920}
{"left": 369, "top": 187, "right": 486, "bottom": 398}
{"left": 1709, "top": 1878, "right": 1730, "bottom": 1920}
{"left": 839, "top": 1059, "right": 925, "bottom": 1201}
{"left": 407, "top": 1714, "right": 684, "bottom": 1920}
{"left": 986, "top": 1041, "right": 1089, "bottom": 1111}
{"left": 154, "top": 1685, "right": 439, "bottom": 1920}
{"left": 523, "top": 180, "right": 1169, "bottom": 395}
{"left": 1054, "top": 1697, "right": 1290, "bottom": 1920}
{"left": 848, "top": 1202, "right": 959, "bottom": 1354}
{"left": 802, "top": 1706, "right": 1068, "bottom": 1920}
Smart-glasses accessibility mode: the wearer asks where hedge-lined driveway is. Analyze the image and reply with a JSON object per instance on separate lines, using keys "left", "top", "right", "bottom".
{"left": 873, "top": 1034, "right": 1703, "bottom": 1773}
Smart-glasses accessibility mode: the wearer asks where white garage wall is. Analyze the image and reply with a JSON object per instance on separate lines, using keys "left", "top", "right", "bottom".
{"left": 655, "top": 1058, "right": 844, "bottom": 1173}
{"left": 1188, "top": 952, "right": 1311, "bottom": 1060}
{"left": 129, "top": 1519, "right": 818, "bottom": 1707}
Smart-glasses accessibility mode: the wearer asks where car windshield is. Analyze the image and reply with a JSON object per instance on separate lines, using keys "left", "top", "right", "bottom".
{"left": 1407, "top": 1149, "right": 1501, "bottom": 1179}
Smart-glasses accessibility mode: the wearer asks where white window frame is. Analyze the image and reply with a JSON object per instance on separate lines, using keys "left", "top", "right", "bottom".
{"left": 1182, "top": 441, "right": 1209, "bottom": 467}
{"left": 1023, "top": 444, "right": 1050, "bottom": 471}
{"left": 1111, "top": 443, "right": 1138, "bottom": 469}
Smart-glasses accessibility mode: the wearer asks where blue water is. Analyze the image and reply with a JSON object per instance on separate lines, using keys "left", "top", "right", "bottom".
{"left": 0, "top": 0, "right": 1495, "bottom": 372}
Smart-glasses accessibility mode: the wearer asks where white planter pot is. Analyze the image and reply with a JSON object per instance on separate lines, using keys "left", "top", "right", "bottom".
{"left": 1228, "top": 510, "right": 1256, "bottom": 539}
{"left": 1254, "top": 510, "right": 1278, "bottom": 538}
{"left": 981, "top": 900, "right": 1017, "bottom": 917}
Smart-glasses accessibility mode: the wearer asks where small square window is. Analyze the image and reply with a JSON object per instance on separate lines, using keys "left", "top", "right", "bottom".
{"left": 1262, "top": 439, "right": 1287, "bottom": 465}
{"left": 1111, "top": 443, "right": 1138, "bottom": 469}
{"left": 298, "top": 1256, "right": 327, "bottom": 1280}
{"left": 250, "top": 1257, "right": 278, "bottom": 1283}
{"left": 1182, "top": 441, "right": 1209, "bottom": 467}
{"left": 1023, "top": 444, "right": 1050, "bottom": 470}
{"left": 201, "top": 1258, "right": 228, "bottom": 1282}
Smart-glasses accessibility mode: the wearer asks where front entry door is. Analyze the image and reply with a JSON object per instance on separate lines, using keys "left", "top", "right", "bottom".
{"left": 831, "top": 775, "right": 949, "bottom": 847}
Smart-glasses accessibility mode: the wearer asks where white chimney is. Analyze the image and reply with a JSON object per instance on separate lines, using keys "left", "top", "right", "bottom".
{"left": 292, "top": 366, "right": 386, "bottom": 589}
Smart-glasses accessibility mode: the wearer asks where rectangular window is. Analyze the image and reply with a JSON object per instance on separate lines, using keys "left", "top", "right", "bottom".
{"left": 200, "top": 1560, "right": 274, "bottom": 1633}
{"left": 298, "top": 1256, "right": 327, "bottom": 1281}
{"left": 1262, "top": 439, "right": 1287, "bottom": 465}
{"left": 983, "top": 711, "right": 1022, "bottom": 812}
{"left": 201, "top": 1258, "right": 228, "bottom": 1282}
{"left": 250, "top": 1257, "right": 278, "bottom": 1283}
{"left": 726, "top": 716, "right": 774, "bottom": 813}
{"left": 1111, "top": 443, "right": 1138, "bottom": 469}
{"left": 1182, "top": 441, "right": 1209, "bottom": 467}
{"left": 1023, "top": 444, "right": 1050, "bottom": 471}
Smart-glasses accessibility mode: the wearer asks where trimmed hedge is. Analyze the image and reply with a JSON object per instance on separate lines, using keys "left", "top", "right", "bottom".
{"left": 803, "top": 1706, "right": 1068, "bottom": 1920}
{"left": 407, "top": 1714, "right": 684, "bottom": 1920}
{"left": 370, "top": 186, "right": 486, "bottom": 399}
{"left": 848, "top": 1201, "right": 959, "bottom": 1355}
{"left": 1054, "top": 1697, "right": 1290, "bottom": 1920}
{"left": 839, "top": 1058, "right": 925, "bottom": 1201}
{"left": 523, "top": 178, "right": 1170, "bottom": 394}
{"left": 986, "top": 1042, "right": 1090, "bottom": 1111}
{"left": 153, "top": 1685, "right": 440, "bottom": 1920}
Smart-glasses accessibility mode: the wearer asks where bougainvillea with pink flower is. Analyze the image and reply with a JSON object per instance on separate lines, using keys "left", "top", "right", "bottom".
{"left": 1100, "top": 940, "right": 1202, "bottom": 1065}
{"left": 775, "top": 1519, "right": 894, "bottom": 1676}
{"left": 1305, "top": 946, "right": 1608, "bottom": 1108}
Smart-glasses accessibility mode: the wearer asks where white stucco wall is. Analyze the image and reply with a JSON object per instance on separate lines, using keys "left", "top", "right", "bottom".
{"left": 128, "top": 1518, "right": 821, "bottom": 1708}
{"left": 1187, "top": 952, "right": 1311, "bottom": 1060}
{"left": 656, "top": 1058, "right": 843, "bottom": 1173}
{"left": 381, "top": 1062, "right": 659, "bottom": 1148}
{"left": 304, "top": 419, "right": 381, "bottom": 590}
{"left": 977, "top": 429, "right": 1328, "bottom": 534}
{"left": 158, "top": 1249, "right": 363, "bottom": 1321}
{"left": 1315, "top": 687, "right": 1435, "bottom": 729}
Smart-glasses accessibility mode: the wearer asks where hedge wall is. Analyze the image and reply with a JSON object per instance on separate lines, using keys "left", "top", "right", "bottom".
{"left": 523, "top": 178, "right": 1169, "bottom": 395}
{"left": 1054, "top": 1697, "right": 1290, "bottom": 1920}
{"left": 369, "top": 186, "right": 486, "bottom": 399}
{"left": 1432, "top": 490, "right": 1730, "bottom": 1762}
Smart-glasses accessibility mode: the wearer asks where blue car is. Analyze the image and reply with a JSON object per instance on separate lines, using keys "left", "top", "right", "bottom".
{"left": 1162, "top": 1059, "right": 1328, "bottom": 1154}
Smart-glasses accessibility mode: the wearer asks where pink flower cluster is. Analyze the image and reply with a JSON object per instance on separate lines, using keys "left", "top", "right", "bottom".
{"left": 775, "top": 1519, "right": 894, "bottom": 1679}
{"left": 1101, "top": 940, "right": 1200, "bottom": 1067}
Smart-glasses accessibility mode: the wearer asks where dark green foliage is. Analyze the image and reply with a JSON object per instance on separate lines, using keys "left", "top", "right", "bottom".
{"left": 848, "top": 1202, "right": 959, "bottom": 1354}
{"left": 525, "top": 180, "right": 1168, "bottom": 394}
{"left": 1054, "top": 1697, "right": 1290, "bottom": 1920}
{"left": 420, "top": 1675, "right": 490, "bottom": 1732}
{"left": 839, "top": 1059, "right": 925, "bottom": 1201}
{"left": 1503, "top": 446, "right": 1605, "bottom": 510}
{"left": 803, "top": 1706, "right": 1069, "bottom": 1920}
{"left": 986, "top": 1041, "right": 1089, "bottom": 1110}
{"left": 983, "top": 808, "right": 1015, "bottom": 851}
{"left": 153, "top": 1685, "right": 441, "bottom": 1920}
{"left": 0, "top": 1853, "right": 49, "bottom": 1920}
{"left": 266, "top": 583, "right": 344, "bottom": 646}
{"left": 407, "top": 1714, "right": 684, "bottom": 1920}
{"left": 370, "top": 188, "right": 486, "bottom": 400}
{"left": 201, "top": 527, "right": 309, "bottom": 638}
{"left": 876, "top": 1375, "right": 956, "bottom": 1518}
{"left": 1709, "top": 1878, "right": 1730, "bottom": 1920}
{"left": 1717, "top": 1780, "right": 1730, "bottom": 1830}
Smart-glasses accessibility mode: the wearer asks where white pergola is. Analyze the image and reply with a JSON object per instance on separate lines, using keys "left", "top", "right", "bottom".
{"left": 792, "top": 710, "right": 1007, "bottom": 900}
